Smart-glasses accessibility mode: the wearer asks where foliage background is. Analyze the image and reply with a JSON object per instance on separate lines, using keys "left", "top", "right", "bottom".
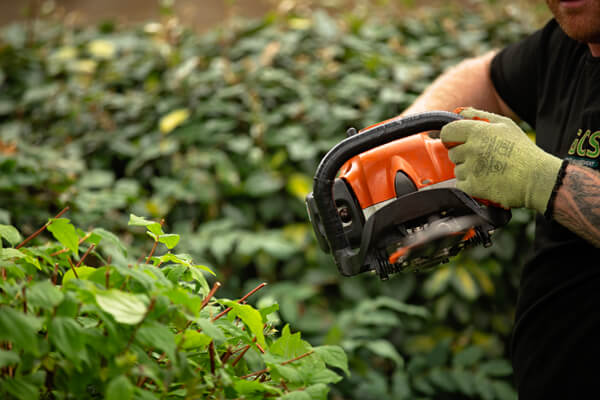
{"left": 0, "top": 0, "right": 549, "bottom": 398}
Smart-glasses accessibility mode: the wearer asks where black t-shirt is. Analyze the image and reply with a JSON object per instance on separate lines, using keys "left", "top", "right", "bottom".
{"left": 490, "top": 19, "right": 600, "bottom": 398}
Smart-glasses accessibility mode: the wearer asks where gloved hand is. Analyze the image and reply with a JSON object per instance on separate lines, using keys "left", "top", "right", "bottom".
{"left": 440, "top": 107, "right": 563, "bottom": 214}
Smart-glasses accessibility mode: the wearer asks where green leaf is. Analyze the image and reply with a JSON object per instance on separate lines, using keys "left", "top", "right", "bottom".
{"left": 244, "top": 171, "right": 284, "bottom": 197}
{"left": 92, "top": 227, "right": 127, "bottom": 256}
{"left": 279, "top": 391, "right": 311, "bottom": 400}
{"left": 479, "top": 359, "right": 513, "bottom": 377}
{"left": 0, "top": 248, "right": 26, "bottom": 260}
{"left": 270, "top": 324, "right": 311, "bottom": 359}
{"left": 233, "top": 379, "right": 281, "bottom": 395}
{"left": 96, "top": 289, "right": 149, "bottom": 325}
{"left": 0, "top": 224, "right": 22, "bottom": 246}
{"left": 259, "top": 303, "right": 279, "bottom": 320}
{"left": 158, "top": 253, "right": 190, "bottom": 266}
{"left": 165, "top": 287, "right": 203, "bottom": 314}
{"left": 137, "top": 320, "right": 176, "bottom": 361}
{"left": 314, "top": 345, "right": 349, "bottom": 376}
{"left": 391, "top": 370, "right": 412, "bottom": 400}
{"left": 269, "top": 363, "right": 304, "bottom": 383}
{"left": 451, "top": 369, "right": 475, "bottom": 396}
{"left": 0, "top": 307, "right": 42, "bottom": 355}
{"left": 177, "top": 330, "right": 212, "bottom": 350}
{"left": 158, "top": 233, "right": 180, "bottom": 249}
{"left": 452, "top": 267, "right": 479, "bottom": 300}
{"left": 423, "top": 266, "right": 452, "bottom": 298}
{"left": 365, "top": 340, "right": 404, "bottom": 367}
{"left": 304, "top": 384, "right": 329, "bottom": 400}
{"left": 63, "top": 266, "right": 96, "bottom": 284}
{"left": 1, "top": 376, "right": 40, "bottom": 400}
{"left": 492, "top": 381, "right": 518, "bottom": 400}
{"left": 49, "top": 317, "right": 86, "bottom": 366}
{"left": 106, "top": 375, "right": 134, "bottom": 400}
{"left": 429, "top": 367, "right": 456, "bottom": 392}
{"left": 191, "top": 264, "right": 216, "bottom": 276}
{"left": 0, "top": 349, "right": 20, "bottom": 368}
{"left": 128, "top": 214, "right": 163, "bottom": 236}
{"left": 305, "top": 368, "right": 343, "bottom": 385}
{"left": 47, "top": 218, "right": 79, "bottom": 257}
{"left": 474, "top": 373, "right": 495, "bottom": 400}
{"left": 221, "top": 300, "right": 266, "bottom": 349}
{"left": 195, "top": 318, "right": 226, "bottom": 343}
{"left": 453, "top": 346, "right": 484, "bottom": 368}
{"left": 27, "top": 281, "right": 64, "bottom": 309}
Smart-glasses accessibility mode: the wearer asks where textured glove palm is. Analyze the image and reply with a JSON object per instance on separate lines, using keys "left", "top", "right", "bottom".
{"left": 440, "top": 108, "right": 562, "bottom": 214}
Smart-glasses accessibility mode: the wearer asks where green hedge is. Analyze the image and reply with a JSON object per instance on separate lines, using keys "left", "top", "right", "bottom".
{"left": 0, "top": 4, "right": 540, "bottom": 399}
{"left": 0, "top": 213, "right": 347, "bottom": 399}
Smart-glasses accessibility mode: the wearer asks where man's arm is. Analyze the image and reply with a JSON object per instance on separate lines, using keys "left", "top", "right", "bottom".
{"left": 406, "top": 51, "right": 600, "bottom": 248}
{"left": 401, "top": 51, "right": 518, "bottom": 119}
{"left": 552, "top": 164, "right": 600, "bottom": 247}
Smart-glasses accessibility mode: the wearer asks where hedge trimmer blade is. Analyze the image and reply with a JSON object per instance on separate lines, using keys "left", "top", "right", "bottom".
{"left": 387, "top": 214, "right": 482, "bottom": 272}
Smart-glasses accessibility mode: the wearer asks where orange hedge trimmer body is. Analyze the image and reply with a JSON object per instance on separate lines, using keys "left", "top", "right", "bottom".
{"left": 306, "top": 111, "right": 511, "bottom": 279}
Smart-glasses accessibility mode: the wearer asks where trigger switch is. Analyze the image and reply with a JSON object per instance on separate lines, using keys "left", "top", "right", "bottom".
{"left": 394, "top": 172, "right": 417, "bottom": 197}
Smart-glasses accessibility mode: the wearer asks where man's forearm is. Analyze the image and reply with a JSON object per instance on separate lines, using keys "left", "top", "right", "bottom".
{"left": 553, "top": 164, "right": 600, "bottom": 247}
{"left": 401, "top": 51, "right": 517, "bottom": 119}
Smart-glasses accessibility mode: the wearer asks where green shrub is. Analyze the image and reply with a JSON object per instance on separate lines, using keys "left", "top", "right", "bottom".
{"left": 0, "top": 212, "right": 348, "bottom": 399}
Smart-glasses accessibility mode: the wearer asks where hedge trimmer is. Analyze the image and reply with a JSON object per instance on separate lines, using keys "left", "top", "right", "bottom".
{"left": 306, "top": 111, "right": 511, "bottom": 280}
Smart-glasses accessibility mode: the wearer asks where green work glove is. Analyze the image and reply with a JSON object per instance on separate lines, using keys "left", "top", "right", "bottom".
{"left": 440, "top": 107, "right": 563, "bottom": 213}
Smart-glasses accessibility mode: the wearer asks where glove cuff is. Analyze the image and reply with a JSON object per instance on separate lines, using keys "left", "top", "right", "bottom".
{"left": 528, "top": 154, "right": 564, "bottom": 214}
{"left": 543, "top": 160, "right": 569, "bottom": 219}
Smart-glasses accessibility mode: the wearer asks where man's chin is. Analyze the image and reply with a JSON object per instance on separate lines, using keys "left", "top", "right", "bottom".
{"left": 548, "top": 0, "right": 600, "bottom": 43}
{"left": 555, "top": 16, "right": 600, "bottom": 43}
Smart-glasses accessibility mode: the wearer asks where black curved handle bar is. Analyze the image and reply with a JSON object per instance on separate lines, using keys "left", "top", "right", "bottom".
{"left": 312, "top": 111, "right": 463, "bottom": 266}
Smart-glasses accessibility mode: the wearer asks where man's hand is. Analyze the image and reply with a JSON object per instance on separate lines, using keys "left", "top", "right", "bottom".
{"left": 440, "top": 107, "right": 563, "bottom": 214}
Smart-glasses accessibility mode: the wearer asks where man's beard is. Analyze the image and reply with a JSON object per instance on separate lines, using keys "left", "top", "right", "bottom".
{"left": 546, "top": 0, "right": 600, "bottom": 44}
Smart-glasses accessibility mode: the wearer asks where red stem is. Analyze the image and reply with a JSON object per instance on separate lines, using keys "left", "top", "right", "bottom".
{"left": 232, "top": 345, "right": 251, "bottom": 367}
{"left": 282, "top": 350, "right": 314, "bottom": 365}
{"left": 240, "top": 368, "right": 268, "bottom": 379}
{"left": 67, "top": 257, "right": 79, "bottom": 279}
{"left": 52, "top": 263, "right": 58, "bottom": 285}
{"left": 200, "top": 281, "right": 222, "bottom": 310}
{"left": 239, "top": 350, "right": 315, "bottom": 380}
{"left": 221, "top": 347, "right": 233, "bottom": 364}
{"left": 145, "top": 241, "right": 158, "bottom": 264}
{"left": 16, "top": 206, "right": 69, "bottom": 249}
{"left": 209, "top": 341, "right": 216, "bottom": 374}
{"left": 76, "top": 244, "right": 96, "bottom": 268}
{"left": 22, "top": 287, "right": 27, "bottom": 314}
{"left": 212, "top": 282, "right": 267, "bottom": 322}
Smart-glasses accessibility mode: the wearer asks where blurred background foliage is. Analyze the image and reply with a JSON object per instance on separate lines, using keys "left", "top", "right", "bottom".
{"left": 0, "top": 0, "right": 549, "bottom": 398}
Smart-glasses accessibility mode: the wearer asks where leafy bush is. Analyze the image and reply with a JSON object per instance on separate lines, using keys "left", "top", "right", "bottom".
{"left": 0, "top": 212, "right": 348, "bottom": 399}
{"left": 0, "top": 3, "right": 543, "bottom": 399}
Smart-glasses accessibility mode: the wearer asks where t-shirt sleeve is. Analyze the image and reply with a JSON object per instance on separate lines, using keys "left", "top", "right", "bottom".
{"left": 490, "top": 21, "right": 554, "bottom": 127}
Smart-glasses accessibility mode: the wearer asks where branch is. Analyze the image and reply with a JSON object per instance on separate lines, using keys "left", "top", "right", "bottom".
{"left": 200, "top": 281, "right": 222, "bottom": 311}
{"left": 209, "top": 341, "right": 216, "bottom": 374}
{"left": 16, "top": 206, "right": 69, "bottom": 249}
{"left": 67, "top": 257, "right": 78, "bottom": 279}
{"left": 282, "top": 350, "right": 314, "bottom": 365}
{"left": 76, "top": 244, "right": 96, "bottom": 268}
{"left": 239, "top": 350, "right": 315, "bottom": 380}
{"left": 52, "top": 263, "right": 58, "bottom": 285}
{"left": 212, "top": 282, "right": 267, "bottom": 322}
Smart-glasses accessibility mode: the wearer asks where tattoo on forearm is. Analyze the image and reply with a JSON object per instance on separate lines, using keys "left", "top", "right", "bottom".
{"left": 553, "top": 164, "right": 600, "bottom": 248}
